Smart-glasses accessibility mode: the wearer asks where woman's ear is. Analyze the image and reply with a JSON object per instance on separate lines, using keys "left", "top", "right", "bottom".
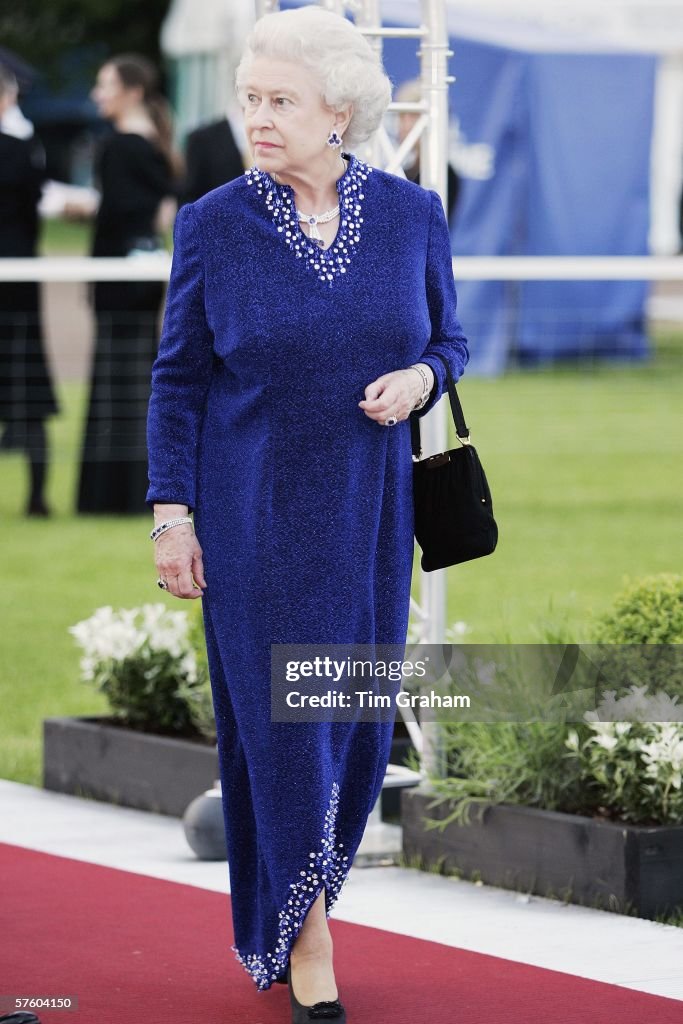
{"left": 334, "top": 104, "right": 353, "bottom": 137}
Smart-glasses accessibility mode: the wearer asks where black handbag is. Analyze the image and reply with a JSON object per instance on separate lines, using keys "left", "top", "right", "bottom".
{"left": 410, "top": 352, "right": 498, "bottom": 571}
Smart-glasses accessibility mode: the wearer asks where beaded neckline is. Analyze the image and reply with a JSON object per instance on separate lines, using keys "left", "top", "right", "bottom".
{"left": 245, "top": 152, "right": 372, "bottom": 287}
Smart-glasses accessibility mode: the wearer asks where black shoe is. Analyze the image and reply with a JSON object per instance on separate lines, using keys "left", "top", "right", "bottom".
{"left": 0, "top": 1013, "right": 42, "bottom": 1023}
{"left": 25, "top": 499, "right": 51, "bottom": 518}
{"left": 287, "top": 962, "right": 346, "bottom": 1022}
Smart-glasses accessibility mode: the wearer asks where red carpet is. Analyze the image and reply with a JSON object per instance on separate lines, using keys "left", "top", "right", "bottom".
{"left": 1, "top": 841, "right": 681, "bottom": 1023}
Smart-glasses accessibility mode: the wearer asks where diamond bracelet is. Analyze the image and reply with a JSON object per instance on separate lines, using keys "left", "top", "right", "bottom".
{"left": 409, "top": 363, "right": 433, "bottom": 411}
{"left": 150, "top": 516, "right": 193, "bottom": 542}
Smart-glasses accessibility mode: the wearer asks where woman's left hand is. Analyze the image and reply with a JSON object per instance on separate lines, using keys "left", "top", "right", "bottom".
{"left": 359, "top": 368, "right": 424, "bottom": 424}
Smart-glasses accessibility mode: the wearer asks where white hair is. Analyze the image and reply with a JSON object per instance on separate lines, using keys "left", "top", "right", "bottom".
{"left": 234, "top": 6, "right": 392, "bottom": 150}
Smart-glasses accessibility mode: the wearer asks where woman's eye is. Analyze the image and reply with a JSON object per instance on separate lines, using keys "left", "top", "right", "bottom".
{"left": 275, "top": 97, "right": 290, "bottom": 106}
{"left": 246, "top": 94, "right": 259, "bottom": 104}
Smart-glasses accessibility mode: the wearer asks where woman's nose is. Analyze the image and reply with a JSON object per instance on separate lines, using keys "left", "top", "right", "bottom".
{"left": 249, "top": 101, "right": 273, "bottom": 130}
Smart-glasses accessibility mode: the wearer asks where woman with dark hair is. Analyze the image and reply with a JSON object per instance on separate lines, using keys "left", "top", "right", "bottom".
{"left": 0, "top": 62, "right": 59, "bottom": 516}
{"left": 69, "top": 54, "right": 181, "bottom": 514}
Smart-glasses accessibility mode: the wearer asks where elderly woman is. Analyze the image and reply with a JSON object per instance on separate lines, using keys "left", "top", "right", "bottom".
{"left": 147, "top": 6, "right": 469, "bottom": 1022}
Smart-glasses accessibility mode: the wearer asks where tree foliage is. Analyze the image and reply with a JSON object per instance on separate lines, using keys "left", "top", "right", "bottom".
{"left": 1, "top": 0, "right": 171, "bottom": 91}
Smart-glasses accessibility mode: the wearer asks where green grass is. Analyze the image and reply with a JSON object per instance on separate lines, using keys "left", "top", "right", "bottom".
{"left": 41, "top": 217, "right": 91, "bottom": 256}
{"left": 440, "top": 333, "right": 682, "bottom": 643}
{"left": 40, "top": 217, "right": 173, "bottom": 255}
{"left": 1, "top": 330, "right": 681, "bottom": 786}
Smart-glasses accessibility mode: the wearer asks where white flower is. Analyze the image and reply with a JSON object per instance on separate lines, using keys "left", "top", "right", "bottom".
{"left": 586, "top": 721, "right": 622, "bottom": 751}
{"left": 179, "top": 650, "right": 198, "bottom": 684}
{"left": 69, "top": 604, "right": 196, "bottom": 682}
{"left": 592, "top": 732, "right": 619, "bottom": 751}
{"left": 69, "top": 605, "right": 145, "bottom": 662}
{"left": 636, "top": 724, "right": 683, "bottom": 768}
{"left": 565, "top": 729, "right": 580, "bottom": 750}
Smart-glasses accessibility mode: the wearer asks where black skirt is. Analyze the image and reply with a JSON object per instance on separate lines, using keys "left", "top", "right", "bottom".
{"left": 76, "top": 280, "right": 163, "bottom": 514}
{"left": 0, "top": 281, "right": 59, "bottom": 429}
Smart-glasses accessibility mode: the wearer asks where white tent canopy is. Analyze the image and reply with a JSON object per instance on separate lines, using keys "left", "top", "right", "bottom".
{"left": 161, "top": 0, "right": 253, "bottom": 57}
{"left": 160, "top": 0, "right": 255, "bottom": 146}
{"left": 162, "top": 0, "right": 683, "bottom": 56}
{"left": 390, "top": 0, "right": 683, "bottom": 54}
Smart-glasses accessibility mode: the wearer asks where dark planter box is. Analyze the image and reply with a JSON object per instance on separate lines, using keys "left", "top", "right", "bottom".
{"left": 43, "top": 715, "right": 414, "bottom": 820}
{"left": 402, "top": 784, "right": 683, "bottom": 920}
{"left": 43, "top": 716, "right": 219, "bottom": 817}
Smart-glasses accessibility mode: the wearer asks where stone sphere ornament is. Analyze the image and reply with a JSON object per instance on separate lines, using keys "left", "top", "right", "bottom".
{"left": 182, "top": 780, "right": 228, "bottom": 860}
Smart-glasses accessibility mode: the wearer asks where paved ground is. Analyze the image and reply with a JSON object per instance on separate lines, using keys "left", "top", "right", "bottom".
{"left": 2, "top": 779, "right": 682, "bottom": 1002}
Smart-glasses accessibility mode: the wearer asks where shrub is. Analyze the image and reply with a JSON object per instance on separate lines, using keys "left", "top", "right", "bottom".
{"left": 591, "top": 573, "right": 683, "bottom": 645}
{"left": 590, "top": 574, "right": 683, "bottom": 696}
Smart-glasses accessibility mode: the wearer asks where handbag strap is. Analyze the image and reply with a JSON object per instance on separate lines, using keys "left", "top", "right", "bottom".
{"left": 410, "top": 351, "right": 470, "bottom": 460}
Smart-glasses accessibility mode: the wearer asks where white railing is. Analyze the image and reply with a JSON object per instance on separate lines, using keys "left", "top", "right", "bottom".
{"left": 2, "top": 254, "right": 683, "bottom": 282}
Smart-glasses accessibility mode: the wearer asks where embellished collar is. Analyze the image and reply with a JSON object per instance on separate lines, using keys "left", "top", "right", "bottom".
{"left": 245, "top": 152, "right": 372, "bottom": 287}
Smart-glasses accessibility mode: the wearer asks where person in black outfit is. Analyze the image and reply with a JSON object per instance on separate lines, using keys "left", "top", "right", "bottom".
{"left": 68, "top": 54, "right": 180, "bottom": 514}
{"left": 0, "top": 63, "right": 59, "bottom": 517}
{"left": 181, "top": 115, "right": 245, "bottom": 205}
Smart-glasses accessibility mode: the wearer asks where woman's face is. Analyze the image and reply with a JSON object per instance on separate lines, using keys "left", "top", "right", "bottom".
{"left": 90, "top": 63, "right": 141, "bottom": 121}
{"left": 241, "top": 57, "right": 348, "bottom": 174}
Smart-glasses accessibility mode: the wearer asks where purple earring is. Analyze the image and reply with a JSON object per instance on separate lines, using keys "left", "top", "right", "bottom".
{"left": 327, "top": 130, "right": 342, "bottom": 148}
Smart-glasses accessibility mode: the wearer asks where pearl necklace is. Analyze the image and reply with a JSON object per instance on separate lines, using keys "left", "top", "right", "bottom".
{"left": 246, "top": 152, "right": 372, "bottom": 286}
{"left": 295, "top": 204, "right": 340, "bottom": 246}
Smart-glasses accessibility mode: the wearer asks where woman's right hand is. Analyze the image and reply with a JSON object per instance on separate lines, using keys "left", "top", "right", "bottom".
{"left": 153, "top": 510, "right": 207, "bottom": 599}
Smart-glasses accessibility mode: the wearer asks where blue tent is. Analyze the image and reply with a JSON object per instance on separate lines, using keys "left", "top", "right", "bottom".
{"left": 380, "top": 19, "right": 656, "bottom": 374}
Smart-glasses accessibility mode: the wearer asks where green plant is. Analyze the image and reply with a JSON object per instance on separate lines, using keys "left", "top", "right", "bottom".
{"left": 566, "top": 686, "right": 683, "bottom": 825}
{"left": 69, "top": 603, "right": 211, "bottom": 738}
{"left": 591, "top": 573, "right": 683, "bottom": 644}
{"left": 423, "top": 681, "right": 683, "bottom": 829}
{"left": 424, "top": 720, "right": 586, "bottom": 828}
{"left": 589, "top": 574, "right": 683, "bottom": 697}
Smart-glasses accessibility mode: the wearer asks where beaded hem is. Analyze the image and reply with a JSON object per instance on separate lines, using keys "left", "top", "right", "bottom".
{"left": 245, "top": 153, "right": 372, "bottom": 287}
{"left": 230, "top": 780, "right": 350, "bottom": 991}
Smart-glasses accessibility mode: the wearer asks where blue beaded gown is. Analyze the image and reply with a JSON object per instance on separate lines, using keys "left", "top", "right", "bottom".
{"left": 146, "top": 152, "right": 469, "bottom": 991}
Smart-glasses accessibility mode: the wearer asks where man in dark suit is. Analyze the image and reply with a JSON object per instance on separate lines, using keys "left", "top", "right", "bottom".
{"left": 181, "top": 115, "right": 245, "bottom": 205}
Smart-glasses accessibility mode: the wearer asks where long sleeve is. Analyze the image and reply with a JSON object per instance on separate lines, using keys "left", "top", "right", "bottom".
{"left": 413, "top": 189, "right": 470, "bottom": 418}
{"left": 146, "top": 202, "right": 215, "bottom": 510}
